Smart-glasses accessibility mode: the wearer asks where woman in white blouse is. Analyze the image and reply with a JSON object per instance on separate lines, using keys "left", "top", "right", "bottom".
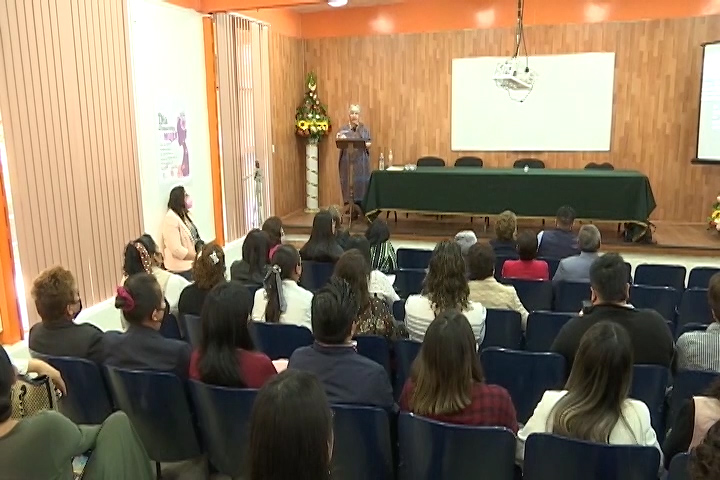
{"left": 517, "top": 321, "right": 661, "bottom": 466}
{"left": 252, "top": 245, "right": 313, "bottom": 332}
{"left": 404, "top": 241, "right": 486, "bottom": 343}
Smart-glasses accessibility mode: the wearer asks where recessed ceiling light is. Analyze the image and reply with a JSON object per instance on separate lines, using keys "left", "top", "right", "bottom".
{"left": 328, "top": 0, "right": 348, "bottom": 7}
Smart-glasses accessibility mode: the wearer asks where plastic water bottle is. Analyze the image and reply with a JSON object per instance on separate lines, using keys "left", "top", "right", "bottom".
{"left": 523, "top": 165, "right": 529, "bottom": 173}
{"left": 388, "top": 149, "right": 394, "bottom": 168}
{"left": 379, "top": 152, "right": 385, "bottom": 170}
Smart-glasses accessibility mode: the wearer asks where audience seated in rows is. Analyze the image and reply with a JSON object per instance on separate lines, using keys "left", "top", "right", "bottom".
{"left": 502, "top": 230, "right": 550, "bottom": 280}
{"left": 400, "top": 310, "right": 517, "bottom": 430}
{"left": 405, "top": 241, "right": 487, "bottom": 343}
{"left": 690, "top": 421, "right": 720, "bottom": 480}
{"left": 0, "top": 346, "right": 154, "bottom": 480}
{"left": 551, "top": 253, "right": 674, "bottom": 370}
{"left": 28, "top": 266, "right": 105, "bottom": 363}
{"left": 190, "top": 281, "right": 276, "bottom": 388}
{"left": 347, "top": 236, "right": 400, "bottom": 307}
{"left": 231, "top": 229, "right": 270, "bottom": 285}
{"left": 105, "top": 273, "right": 192, "bottom": 378}
{"left": 252, "top": 244, "right": 313, "bottom": 331}
{"left": 328, "top": 205, "right": 351, "bottom": 251}
{"left": 664, "top": 379, "right": 720, "bottom": 469}
{"left": 518, "top": 321, "right": 661, "bottom": 466}
{"left": 467, "top": 243, "right": 529, "bottom": 329}
{"left": 300, "top": 209, "right": 344, "bottom": 263}
{"left": 676, "top": 273, "right": 720, "bottom": 372}
{"left": 490, "top": 210, "right": 518, "bottom": 258}
{"left": 178, "top": 242, "right": 226, "bottom": 316}
{"left": 537, "top": 205, "right": 580, "bottom": 259}
{"left": 454, "top": 229, "right": 477, "bottom": 273}
{"left": 288, "top": 278, "right": 394, "bottom": 409}
{"left": 333, "top": 249, "right": 407, "bottom": 340}
{"left": 248, "top": 370, "right": 333, "bottom": 480}
{"left": 552, "top": 224, "right": 601, "bottom": 284}
{"left": 365, "top": 218, "right": 398, "bottom": 274}
{"left": 162, "top": 185, "right": 201, "bottom": 281}
{"left": 262, "top": 216, "right": 284, "bottom": 260}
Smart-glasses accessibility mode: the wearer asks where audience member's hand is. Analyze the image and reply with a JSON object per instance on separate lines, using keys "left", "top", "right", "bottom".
{"left": 27, "top": 359, "right": 67, "bottom": 396}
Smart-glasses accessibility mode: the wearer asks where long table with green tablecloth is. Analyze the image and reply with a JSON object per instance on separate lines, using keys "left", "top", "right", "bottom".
{"left": 363, "top": 168, "right": 656, "bottom": 222}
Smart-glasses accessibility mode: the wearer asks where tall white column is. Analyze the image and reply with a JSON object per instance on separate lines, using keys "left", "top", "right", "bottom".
{"left": 305, "top": 141, "right": 319, "bottom": 212}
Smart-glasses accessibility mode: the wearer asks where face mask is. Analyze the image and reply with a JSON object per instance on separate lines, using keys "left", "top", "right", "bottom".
{"left": 185, "top": 196, "right": 193, "bottom": 210}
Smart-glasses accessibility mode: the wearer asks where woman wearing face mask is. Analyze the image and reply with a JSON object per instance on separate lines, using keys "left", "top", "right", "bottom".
{"left": 161, "top": 186, "right": 201, "bottom": 281}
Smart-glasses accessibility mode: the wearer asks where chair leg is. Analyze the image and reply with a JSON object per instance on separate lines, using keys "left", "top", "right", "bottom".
{"left": 470, "top": 216, "right": 473, "bottom": 223}
{"left": 394, "top": 211, "right": 397, "bottom": 222}
{"left": 156, "top": 462, "right": 162, "bottom": 479}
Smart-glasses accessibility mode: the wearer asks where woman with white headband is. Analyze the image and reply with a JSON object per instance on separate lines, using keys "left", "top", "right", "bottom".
{"left": 338, "top": 104, "right": 372, "bottom": 214}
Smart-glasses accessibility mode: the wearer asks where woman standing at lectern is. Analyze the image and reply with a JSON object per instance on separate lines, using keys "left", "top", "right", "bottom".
{"left": 338, "top": 104, "right": 371, "bottom": 213}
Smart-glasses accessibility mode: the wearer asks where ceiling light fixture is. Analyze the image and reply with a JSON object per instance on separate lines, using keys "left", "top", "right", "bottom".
{"left": 327, "top": 0, "right": 348, "bottom": 7}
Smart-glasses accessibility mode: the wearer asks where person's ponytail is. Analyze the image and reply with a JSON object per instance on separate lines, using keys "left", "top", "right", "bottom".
{"left": 264, "top": 265, "right": 283, "bottom": 324}
{"left": 263, "top": 245, "right": 300, "bottom": 324}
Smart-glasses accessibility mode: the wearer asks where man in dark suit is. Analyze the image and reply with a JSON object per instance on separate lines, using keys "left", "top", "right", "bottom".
{"left": 537, "top": 205, "right": 580, "bottom": 259}
{"left": 289, "top": 277, "right": 394, "bottom": 409}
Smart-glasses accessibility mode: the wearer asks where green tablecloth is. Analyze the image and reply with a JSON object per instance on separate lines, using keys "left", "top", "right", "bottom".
{"left": 363, "top": 168, "right": 656, "bottom": 222}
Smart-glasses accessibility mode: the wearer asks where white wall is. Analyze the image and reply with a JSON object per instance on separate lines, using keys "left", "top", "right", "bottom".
{"left": 128, "top": 0, "right": 215, "bottom": 243}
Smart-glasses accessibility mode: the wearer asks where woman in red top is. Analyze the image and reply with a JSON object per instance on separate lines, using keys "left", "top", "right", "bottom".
{"left": 399, "top": 310, "right": 518, "bottom": 431}
{"left": 502, "top": 230, "right": 550, "bottom": 281}
{"left": 189, "top": 281, "right": 276, "bottom": 388}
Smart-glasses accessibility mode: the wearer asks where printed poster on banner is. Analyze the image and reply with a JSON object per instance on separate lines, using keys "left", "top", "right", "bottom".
{"left": 157, "top": 110, "right": 190, "bottom": 182}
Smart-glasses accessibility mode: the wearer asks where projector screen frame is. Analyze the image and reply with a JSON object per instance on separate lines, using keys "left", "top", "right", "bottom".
{"left": 693, "top": 40, "right": 720, "bottom": 165}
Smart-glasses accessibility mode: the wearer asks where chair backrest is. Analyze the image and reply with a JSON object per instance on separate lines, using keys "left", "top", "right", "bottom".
{"left": 104, "top": 366, "right": 201, "bottom": 462}
{"left": 688, "top": 267, "right": 720, "bottom": 289}
{"left": 332, "top": 405, "right": 394, "bottom": 480}
{"left": 495, "top": 256, "right": 516, "bottom": 279}
{"left": 539, "top": 257, "right": 561, "bottom": 278}
{"left": 178, "top": 314, "right": 202, "bottom": 347}
{"left": 394, "top": 339, "right": 422, "bottom": 397}
{"left": 507, "top": 279, "right": 553, "bottom": 312}
{"left": 554, "top": 281, "right": 592, "bottom": 312}
{"left": 398, "top": 413, "right": 516, "bottom": 480}
{"left": 677, "top": 288, "right": 712, "bottom": 329}
{"left": 188, "top": 381, "right": 257, "bottom": 477}
{"left": 397, "top": 248, "right": 432, "bottom": 269}
{"left": 635, "top": 264, "right": 687, "bottom": 290}
{"left": 39, "top": 355, "right": 113, "bottom": 425}
{"left": 629, "top": 285, "right": 681, "bottom": 322}
{"left": 355, "top": 335, "right": 391, "bottom": 372}
{"left": 246, "top": 283, "right": 262, "bottom": 311}
{"left": 395, "top": 269, "right": 426, "bottom": 298}
{"left": 392, "top": 300, "right": 406, "bottom": 322}
{"left": 668, "top": 452, "right": 690, "bottom": 480}
{"left": 480, "top": 348, "right": 566, "bottom": 423}
{"left": 585, "top": 162, "right": 614, "bottom": 170}
{"left": 513, "top": 158, "right": 545, "bottom": 169}
{"left": 417, "top": 156, "right": 445, "bottom": 167}
{"left": 524, "top": 433, "right": 661, "bottom": 480}
{"left": 300, "top": 261, "right": 334, "bottom": 292}
{"left": 481, "top": 309, "right": 523, "bottom": 350}
{"left": 251, "top": 322, "right": 314, "bottom": 360}
{"left": 669, "top": 370, "right": 720, "bottom": 424}
{"left": 676, "top": 322, "right": 708, "bottom": 339}
{"left": 525, "top": 312, "right": 573, "bottom": 352}
{"left": 159, "top": 313, "right": 182, "bottom": 340}
{"left": 631, "top": 365, "right": 670, "bottom": 440}
{"left": 454, "top": 156, "right": 483, "bottom": 167}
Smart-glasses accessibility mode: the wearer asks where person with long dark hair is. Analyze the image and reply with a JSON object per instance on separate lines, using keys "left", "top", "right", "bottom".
{"left": 251, "top": 245, "right": 313, "bottom": 331}
{"left": 230, "top": 229, "right": 270, "bottom": 286}
{"left": 690, "top": 421, "right": 720, "bottom": 480}
{"left": 262, "top": 216, "right": 284, "bottom": 259}
{"left": 248, "top": 370, "right": 333, "bottom": 480}
{"left": 178, "top": 242, "right": 226, "bottom": 316}
{"left": 346, "top": 235, "right": 399, "bottom": 306}
{"left": 365, "top": 218, "right": 397, "bottom": 274}
{"left": 162, "top": 186, "right": 202, "bottom": 280}
{"left": 328, "top": 204, "right": 351, "bottom": 251}
{"left": 189, "top": 281, "right": 276, "bottom": 388}
{"left": 300, "top": 210, "right": 344, "bottom": 263}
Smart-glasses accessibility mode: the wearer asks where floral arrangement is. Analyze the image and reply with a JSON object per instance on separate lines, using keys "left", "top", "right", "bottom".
{"left": 295, "top": 72, "right": 331, "bottom": 144}
{"left": 710, "top": 195, "right": 720, "bottom": 231}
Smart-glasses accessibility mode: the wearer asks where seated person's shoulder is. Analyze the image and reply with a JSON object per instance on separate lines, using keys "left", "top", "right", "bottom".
{"left": 288, "top": 345, "right": 315, "bottom": 364}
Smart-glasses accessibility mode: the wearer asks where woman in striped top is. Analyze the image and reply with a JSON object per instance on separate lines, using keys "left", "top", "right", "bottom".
{"left": 365, "top": 218, "right": 397, "bottom": 274}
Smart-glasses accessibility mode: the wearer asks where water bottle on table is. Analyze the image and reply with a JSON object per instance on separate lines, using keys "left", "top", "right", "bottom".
{"left": 379, "top": 152, "right": 385, "bottom": 170}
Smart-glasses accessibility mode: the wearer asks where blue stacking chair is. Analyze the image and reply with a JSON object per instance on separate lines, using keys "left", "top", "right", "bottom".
{"left": 635, "top": 264, "right": 686, "bottom": 291}
{"left": 676, "top": 322, "right": 708, "bottom": 339}
{"left": 398, "top": 413, "right": 515, "bottom": 480}
{"left": 395, "top": 269, "right": 425, "bottom": 298}
{"left": 188, "top": 381, "right": 257, "bottom": 477}
{"left": 397, "top": 248, "right": 432, "bottom": 270}
{"left": 355, "top": 335, "right": 391, "bottom": 373}
{"left": 669, "top": 370, "right": 720, "bottom": 424}
{"left": 394, "top": 339, "right": 421, "bottom": 398}
{"left": 554, "top": 281, "right": 591, "bottom": 312}
{"left": 300, "top": 261, "right": 334, "bottom": 292}
{"left": 677, "top": 288, "right": 712, "bottom": 329}
{"left": 495, "top": 256, "right": 517, "bottom": 279}
{"left": 393, "top": 300, "right": 405, "bottom": 322}
{"left": 688, "top": 267, "right": 720, "bottom": 289}
{"left": 37, "top": 355, "right": 113, "bottom": 425}
{"left": 539, "top": 258, "right": 560, "bottom": 278}
{"left": 507, "top": 279, "right": 553, "bottom": 312}
{"left": 668, "top": 452, "right": 690, "bottom": 480}
{"left": 631, "top": 365, "right": 670, "bottom": 442}
{"left": 252, "top": 322, "right": 314, "bottom": 360}
{"left": 332, "top": 405, "right": 394, "bottom": 480}
{"left": 104, "top": 367, "right": 201, "bottom": 473}
{"left": 629, "top": 285, "right": 680, "bottom": 322}
{"left": 159, "top": 313, "right": 182, "bottom": 340}
{"left": 525, "top": 312, "right": 573, "bottom": 352}
{"left": 524, "top": 434, "right": 661, "bottom": 480}
{"left": 177, "top": 314, "right": 202, "bottom": 347}
{"left": 480, "top": 309, "right": 523, "bottom": 350}
{"left": 480, "top": 348, "right": 566, "bottom": 423}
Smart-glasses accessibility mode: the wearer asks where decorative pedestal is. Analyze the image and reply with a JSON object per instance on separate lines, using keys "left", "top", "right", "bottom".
{"left": 305, "top": 141, "right": 319, "bottom": 212}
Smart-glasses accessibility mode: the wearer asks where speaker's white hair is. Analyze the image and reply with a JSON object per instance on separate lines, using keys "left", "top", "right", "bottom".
{"left": 349, "top": 104, "right": 361, "bottom": 114}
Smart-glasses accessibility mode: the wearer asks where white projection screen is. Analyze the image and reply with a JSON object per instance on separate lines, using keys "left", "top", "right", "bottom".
{"left": 451, "top": 52, "right": 616, "bottom": 151}
{"left": 697, "top": 42, "right": 720, "bottom": 162}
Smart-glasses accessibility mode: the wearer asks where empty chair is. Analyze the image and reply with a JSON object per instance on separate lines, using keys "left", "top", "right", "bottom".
{"left": 394, "top": 339, "right": 421, "bottom": 397}
{"left": 635, "top": 264, "right": 686, "bottom": 291}
{"left": 177, "top": 314, "right": 202, "bottom": 347}
{"left": 525, "top": 312, "right": 573, "bottom": 352}
{"left": 252, "top": 322, "right": 314, "bottom": 360}
{"left": 540, "top": 257, "right": 561, "bottom": 278}
{"left": 393, "top": 300, "right": 406, "bottom": 322}
{"left": 188, "top": 381, "right": 257, "bottom": 477}
{"left": 523, "top": 433, "right": 661, "bottom": 480}
{"left": 507, "top": 279, "right": 553, "bottom": 312}
{"left": 454, "top": 156, "right": 483, "bottom": 167}
{"left": 631, "top": 365, "right": 670, "bottom": 442}
{"left": 677, "top": 288, "right": 712, "bottom": 329}
{"left": 667, "top": 452, "right": 690, "bottom": 480}
{"left": 513, "top": 158, "right": 545, "bottom": 169}
{"left": 584, "top": 162, "right": 615, "bottom": 170}
{"left": 398, "top": 413, "right": 516, "bottom": 480}
{"left": 688, "top": 267, "right": 720, "bottom": 289}
{"left": 629, "top": 285, "right": 681, "bottom": 322}
{"left": 332, "top": 405, "right": 394, "bottom": 480}
{"left": 104, "top": 367, "right": 201, "bottom": 466}
{"left": 554, "top": 281, "right": 592, "bottom": 313}
{"left": 480, "top": 309, "right": 523, "bottom": 350}
{"left": 300, "top": 260, "right": 334, "bottom": 292}
{"left": 395, "top": 269, "right": 426, "bottom": 298}
{"left": 669, "top": 370, "right": 720, "bottom": 424}
{"left": 397, "top": 248, "right": 432, "bottom": 270}
{"left": 417, "top": 156, "right": 445, "bottom": 167}
{"left": 355, "top": 335, "right": 391, "bottom": 372}
{"left": 480, "top": 348, "right": 566, "bottom": 423}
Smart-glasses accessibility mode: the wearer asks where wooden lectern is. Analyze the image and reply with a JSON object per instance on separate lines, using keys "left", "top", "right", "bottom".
{"left": 336, "top": 136, "right": 367, "bottom": 228}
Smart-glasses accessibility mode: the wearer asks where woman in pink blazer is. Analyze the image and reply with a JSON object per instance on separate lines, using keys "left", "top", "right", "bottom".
{"left": 162, "top": 186, "right": 201, "bottom": 280}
